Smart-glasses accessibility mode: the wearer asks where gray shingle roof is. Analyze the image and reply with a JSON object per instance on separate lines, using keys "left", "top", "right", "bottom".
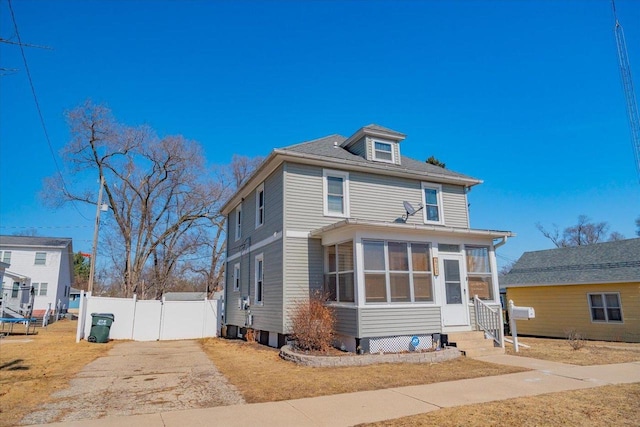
{"left": 278, "top": 133, "right": 477, "bottom": 182}
{"left": 0, "top": 235, "right": 73, "bottom": 248}
{"left": 502, "top": 238, "right": 640, "bottom": 286}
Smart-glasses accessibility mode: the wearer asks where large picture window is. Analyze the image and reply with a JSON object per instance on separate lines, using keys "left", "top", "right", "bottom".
{"left": 324, "top": 241, "right": 354, "bottom": 303}
{"left": 363, "top": 240, "right": 433, "bottom": 304}
{"left": 465, "top": 246, "right": 493, "bottom": 301}
{"left": 588, "top": 293, "right": 623, "bottom": 323}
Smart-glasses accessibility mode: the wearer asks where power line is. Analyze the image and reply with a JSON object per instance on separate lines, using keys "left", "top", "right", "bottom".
{"left": 6, "top": 0, "right": 89, "bottom": 221}
{"left": 0, "top": 225, "right": 92, "bottom": 229}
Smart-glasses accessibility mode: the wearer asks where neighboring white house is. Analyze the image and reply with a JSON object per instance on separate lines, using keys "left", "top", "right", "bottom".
{"left": 0, "top": 236, "right": 74, "bottom": 317}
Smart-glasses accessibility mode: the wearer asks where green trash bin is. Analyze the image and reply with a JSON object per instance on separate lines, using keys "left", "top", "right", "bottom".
{"left": 88, "top": 313, "right": 115, "bottom": 343}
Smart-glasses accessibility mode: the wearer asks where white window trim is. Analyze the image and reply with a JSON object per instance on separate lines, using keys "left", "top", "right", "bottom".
{"left": 587, "top": 292, "right": 623, "bottom": 323}
{"left": 372, "top": 139, "right": 395, "bottom": 164}
{"left": 323, "top": 169, "right": 350, "bottom": 218}
{"left": 421, "top": 182, "right": 444, "bottom": 225}
{"left": 233, "top": 262, "right": 241, "bottom": 292}
{"left": 254, "top": 253, "right": 264, "bottom": 305}
{"left": 34, "top": 252, "right": 47, "bottom": 265}
{"left": 255, "top": 183, "right": 265, "bottom": 229}
{"left": 324, "top": 241, "right": 355, "bottom": 304}
{"left": 234, "top": 203, "right": 242, "bottom": 241}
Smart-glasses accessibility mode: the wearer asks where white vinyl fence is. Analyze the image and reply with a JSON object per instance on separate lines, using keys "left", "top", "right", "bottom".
{"left": 75, "top": 292, "right": 221, "bottom": 342}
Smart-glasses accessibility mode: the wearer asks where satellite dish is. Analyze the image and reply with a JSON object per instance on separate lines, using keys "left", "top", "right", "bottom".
{"left": 402, "top": 201, "right": 424, "bottom": 222}
{"left": 403, "top": 201, "right": 417, "bottom": 215}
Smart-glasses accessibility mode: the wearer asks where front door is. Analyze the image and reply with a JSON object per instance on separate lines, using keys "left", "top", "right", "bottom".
{"left": 440, "top": 256, "right": 469, "bottom": 327}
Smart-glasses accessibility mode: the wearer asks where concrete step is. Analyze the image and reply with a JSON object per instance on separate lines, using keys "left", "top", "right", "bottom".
{"left": 447, "top": 331, "right": 504, "bottom": 357}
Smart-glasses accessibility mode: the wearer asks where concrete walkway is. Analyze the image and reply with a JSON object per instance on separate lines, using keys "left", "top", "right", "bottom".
{"left": 30, "top": 356, "right": 640, "bottom": 427}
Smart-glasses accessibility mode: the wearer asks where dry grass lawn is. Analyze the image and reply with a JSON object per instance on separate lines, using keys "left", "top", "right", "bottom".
{"left": 200, "top": 338, "right": 527, "bottom": 403}
{"left": 0, "top": 320, "right": 114, "bottom": 427}
{"left": 505, "top": 337, "right": 640, "bottom": 365}
{"left": 362, "top": 382, "right": 640, "bottom": 427}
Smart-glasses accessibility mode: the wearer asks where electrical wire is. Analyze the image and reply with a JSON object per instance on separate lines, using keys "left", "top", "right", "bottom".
{"left": 6, "top": 0, "right": 89, "bottom": 221}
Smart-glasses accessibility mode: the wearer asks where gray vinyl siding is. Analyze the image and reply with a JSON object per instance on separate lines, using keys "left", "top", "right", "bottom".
{"left": 347, "top": 136, "right": 367, "bottom": 158}
{"left": 283, "top": 162, "right": 470, "bottom": 231}
{"left": 249, "top": 240, "right": 284, "bottom": 333}
{"left": 333, "top": 305, "right": 358, "bottom": 337}
{"left": 227, "top": 166, "right": 284, "bottom": 258}
{"left": 442, "top": 184, "right": 469, "bottom": 228}
{"left": 350, "top": 172, "right": 423, "bottom": 225}
{"left": 359, "top": 306, "right": 442, "bottom": 338}
{"left": 282, "top": 236, "right": 324, "bottom": 333}
{"left": 224, "top": 251, "right": 251, "bottom": 328}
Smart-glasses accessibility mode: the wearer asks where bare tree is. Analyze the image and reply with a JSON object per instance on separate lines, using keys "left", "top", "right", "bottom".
{"left": 44, "top": 101, "right": 233, "bottom": 298}
{"left": 536, "top": 215, "right": 624, "bottom": 248}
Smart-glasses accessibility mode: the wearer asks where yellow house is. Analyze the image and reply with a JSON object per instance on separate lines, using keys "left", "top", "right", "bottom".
{"left": 502, "top": 238, "right": 640, "bottom": 343}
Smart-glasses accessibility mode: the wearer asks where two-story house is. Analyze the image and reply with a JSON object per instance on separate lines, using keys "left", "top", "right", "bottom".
{"left": 0, "top": 235, "right": 73, "bottom": 317}
{"left": 222, "top": 125, "right": 512, "bottom": 353}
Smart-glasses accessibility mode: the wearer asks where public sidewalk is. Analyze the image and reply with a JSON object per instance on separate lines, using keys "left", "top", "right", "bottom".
{"left": 32, "top": 356, "right": 640, "bottom": 427}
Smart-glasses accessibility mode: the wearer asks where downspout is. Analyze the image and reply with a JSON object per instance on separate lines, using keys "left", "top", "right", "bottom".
{"left": 493, "top": 235, "right": 508, "bottom": 250}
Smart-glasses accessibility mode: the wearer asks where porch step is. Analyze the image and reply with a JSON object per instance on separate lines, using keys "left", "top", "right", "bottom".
{"left": 447, "top": 331, "right": 504, "bottom": 357}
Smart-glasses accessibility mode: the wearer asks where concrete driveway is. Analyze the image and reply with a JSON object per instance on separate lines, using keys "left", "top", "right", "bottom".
{"left": 21, "top": 340, "right": 244, "bottom": 425}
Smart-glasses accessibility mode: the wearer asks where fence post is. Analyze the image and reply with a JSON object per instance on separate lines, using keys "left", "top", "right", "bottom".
{"left": 75, "top": 291, "right": 86, "bottom": 343}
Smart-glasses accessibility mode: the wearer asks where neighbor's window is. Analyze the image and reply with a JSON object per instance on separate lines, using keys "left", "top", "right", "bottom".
{"left": 39, "top": 283, "right": 48, "bottom": 296}
{"left": 324, "top": 241, "right": 354, "bottom": 303}
{"left": 255, "top": 183, "right": 264, "bottom": 228}
{"left": 588, "top": 293, "right": 622, "bottom": 323}
{"left": 234, "top": 204, "right": 242, "bottom": 241}
{"left": 421, "top": 183, "right": 443, "bottom": 224}
{"left": 34, "top": 252, "right": 47, "bottom": 265}
{"left": 12, "top": 282, "right": 19, "bottom": 298}
{"left": 1, "top": 250, "right": 11, "bottom": 264}
{"left": 373, "top": 140, "right": 393, "bottom": 162}
{"left": 323, "top": 169, "right": 349, "bottom": 217}
{"left": 233, "top": 263, "right": 241, "bottom": 292}
{"left": 465, "top": 246, "right": 494, "bottom": 301}
{"left": 363, "top": 240, "right": 434, "bottom": 304}
{"left": 254, "top": 253, "right": 264, "bottom": 304}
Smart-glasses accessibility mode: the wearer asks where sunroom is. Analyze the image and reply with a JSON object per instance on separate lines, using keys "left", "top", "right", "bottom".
{"left": 310, "top": 218, "right": 512, "bottom": 353}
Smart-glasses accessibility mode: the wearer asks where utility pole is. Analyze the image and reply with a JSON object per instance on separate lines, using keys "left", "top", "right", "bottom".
{"left": 88, "top": 176, "right": 105, "bottom": 294}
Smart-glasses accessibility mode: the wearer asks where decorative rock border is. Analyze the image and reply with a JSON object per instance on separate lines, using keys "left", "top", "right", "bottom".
{"left": 279, "top": 345, "right": 461, "bottom": 367}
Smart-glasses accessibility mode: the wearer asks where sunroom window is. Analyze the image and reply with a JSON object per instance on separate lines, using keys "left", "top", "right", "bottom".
{"left": 324, "top": 241, "right": 354, "bottom": 303}
{"left": 363, "top": 240, "right": 433, "bottom": 304}
{"left": 465, "top": 246, "right": 493, "bottom": 301}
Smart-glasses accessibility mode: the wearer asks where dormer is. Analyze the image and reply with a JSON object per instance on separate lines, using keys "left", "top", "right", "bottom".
{"left": 340, "top": 124, "right": 406, "bottom": 165}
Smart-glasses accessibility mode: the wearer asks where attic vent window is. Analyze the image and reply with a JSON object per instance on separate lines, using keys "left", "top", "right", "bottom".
{"left": 373, "top": 141, "right": 394, "bottom": 163}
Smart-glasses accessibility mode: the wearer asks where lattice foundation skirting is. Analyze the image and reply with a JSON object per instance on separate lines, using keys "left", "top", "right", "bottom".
{"left": 368, "top": 334, "right": 434, "bottom": 353}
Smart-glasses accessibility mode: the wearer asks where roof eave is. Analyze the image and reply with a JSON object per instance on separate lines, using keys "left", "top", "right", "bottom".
{"left": 310, "top": 218, "right": 514, "bottom": 239}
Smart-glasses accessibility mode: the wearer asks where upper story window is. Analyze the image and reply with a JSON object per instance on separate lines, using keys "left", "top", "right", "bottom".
{"left": 255, "top": 183, "right": 264, "bottom": 229}
{"left": 323, "top": 169, "right": 350, "bottom": 217}
{"left": 588, "top": 293, "right": 622, "bottom": 323}
{"left": 372, "top": 140, "right": 394, "bottom": 163}
{"left": 1, "top": 250, "right": 11, "bottom": 264}
{"left": 465, "top": 246, "right": 493, "bottom": 301}
{"left": 421, "top": 183, "right": 443, "bottom": 224}
{"left": 234, "top": 204, "right": 242, "bottom": 241}
{"left": 34, "top": 252, "right": 47, "bottom": 265}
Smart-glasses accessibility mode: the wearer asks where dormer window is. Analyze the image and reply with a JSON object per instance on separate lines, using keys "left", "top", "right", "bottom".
{"left": 373, "top": 141, "right": 394, "bottom": 163}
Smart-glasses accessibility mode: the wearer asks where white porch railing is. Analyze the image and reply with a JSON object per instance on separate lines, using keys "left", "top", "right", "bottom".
{"left": 473, "top": 295, "right": 504, "bottom": 347}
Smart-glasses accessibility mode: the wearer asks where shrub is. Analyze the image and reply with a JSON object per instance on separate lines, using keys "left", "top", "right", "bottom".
{"left": 566, "top": 328, "right": 585, "bottom": 350}
{"left": 289, "top": 292, "right": 335, "bottom": 353}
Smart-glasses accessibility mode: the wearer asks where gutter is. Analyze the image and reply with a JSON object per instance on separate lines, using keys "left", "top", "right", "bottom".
{"left": 493, "top": 235, "right": 509, "bottom": 249}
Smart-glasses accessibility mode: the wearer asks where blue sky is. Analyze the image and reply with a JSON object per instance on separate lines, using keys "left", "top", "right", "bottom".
{"left": 1, "top": 0, "right": 639, "bottom": 269}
